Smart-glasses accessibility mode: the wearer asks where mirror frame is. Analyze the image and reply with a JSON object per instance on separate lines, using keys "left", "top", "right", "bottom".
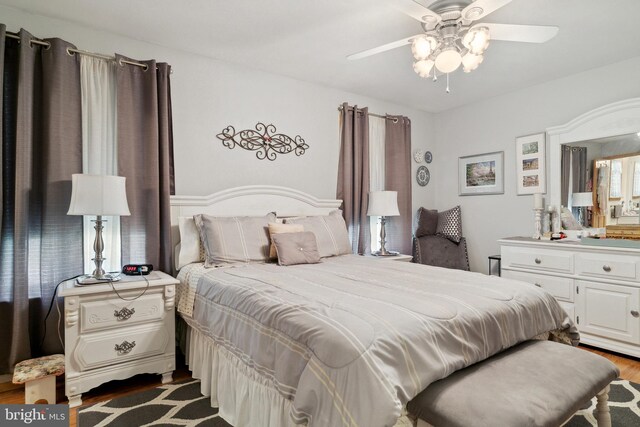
{"left": 547, "top": 98, "right": 640, "bottom": 209}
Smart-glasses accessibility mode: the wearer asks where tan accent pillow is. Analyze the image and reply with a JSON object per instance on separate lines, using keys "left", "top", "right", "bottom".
{"left": 272, "top": 232, "right": 321, "bottom": 266}
{"left": 194, "top": 212, "right": 276, "bottom": 267}
{"left": 268, "top": 223, "right": 304, "bottom": 259}
{"left": 284, "top": 210, "right": 352, "bottom": 258}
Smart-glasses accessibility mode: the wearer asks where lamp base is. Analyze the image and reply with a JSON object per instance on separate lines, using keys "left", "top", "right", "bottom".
{"left": 76, "top": 273, "right": 122, "bottom": 286}
{"left": 371, "top": 250, "right": 400, "bottom": 257}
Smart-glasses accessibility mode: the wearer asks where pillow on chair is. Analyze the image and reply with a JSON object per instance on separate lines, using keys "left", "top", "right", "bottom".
{"left": 415, "top": 207, "right": 439, "bottom": 237}
{"left": 436, "top": 206, "right": 463, "bottom": 243}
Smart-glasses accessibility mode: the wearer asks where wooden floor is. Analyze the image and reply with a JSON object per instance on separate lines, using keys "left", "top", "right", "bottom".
{"left": 0, "top": 346, "right": 638, "bottom": 427}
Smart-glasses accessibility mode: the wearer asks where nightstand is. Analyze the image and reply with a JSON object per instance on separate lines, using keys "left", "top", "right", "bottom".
{"left": 367, "top": 254, "right": 413, "bottom": 262}
{"left": 59, "top": 271, "right": 178, "bottom": 408}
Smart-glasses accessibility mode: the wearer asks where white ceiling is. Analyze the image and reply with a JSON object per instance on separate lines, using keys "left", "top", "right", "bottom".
{"left": 3, "top": 0, "right": 640, "bottom": 113}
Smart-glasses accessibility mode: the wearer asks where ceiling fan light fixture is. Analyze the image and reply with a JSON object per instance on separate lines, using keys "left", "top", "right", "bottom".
{"left": 411, "top": 36, "right": 437, "bottom": 60}
{"left": 413, "top": 59, "right": 435, "bottom": 78}
{"left": 462, "top": 52, "right": 484, "bottom": 73}
{"left": 435, "top": 48, "right": 462, "bottom": 74}
{"left": 463, "top": 27, "right": 491, "bottom": 55}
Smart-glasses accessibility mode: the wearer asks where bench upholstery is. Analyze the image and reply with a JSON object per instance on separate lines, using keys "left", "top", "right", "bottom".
{"left": 408, "top": 340, "right": 619, "bottom": 427}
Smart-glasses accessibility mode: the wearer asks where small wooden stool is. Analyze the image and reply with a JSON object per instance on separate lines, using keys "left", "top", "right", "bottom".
{"left": 12, "top": 354, "right": 65, "bottom": 404}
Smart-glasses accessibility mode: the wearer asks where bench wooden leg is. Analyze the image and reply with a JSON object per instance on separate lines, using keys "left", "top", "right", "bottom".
{"left": 595, "top": 385, "right": 611, "bottom": 427}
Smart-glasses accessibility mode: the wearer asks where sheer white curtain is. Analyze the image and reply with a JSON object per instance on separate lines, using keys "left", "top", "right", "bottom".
{"left": 369, "top": 116, "right": 386, "bottom": 252}
{"left": 80, "top": 56, "right": 120, "bottom": 273}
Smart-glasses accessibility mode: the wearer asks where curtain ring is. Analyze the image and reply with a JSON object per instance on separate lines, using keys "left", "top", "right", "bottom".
{"left": 66, "top": 47, "right": 74, "bottom": 56}
{"left": 143, "top": 64, "right": 149, "bottom": 71}
{"left": 42, "top": 41, "right": 51, "bottom": 50}
{"left": 118, "top": 58, "right": 124, "bottom": 67}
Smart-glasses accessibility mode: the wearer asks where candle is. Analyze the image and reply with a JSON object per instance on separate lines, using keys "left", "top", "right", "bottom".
{"left": 533, "top": 193, "right": 543, "bottom": 210}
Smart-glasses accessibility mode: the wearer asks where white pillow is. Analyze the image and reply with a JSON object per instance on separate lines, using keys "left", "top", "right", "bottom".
{"left": 176, "top": 216, "right": 202, "bottom": 270}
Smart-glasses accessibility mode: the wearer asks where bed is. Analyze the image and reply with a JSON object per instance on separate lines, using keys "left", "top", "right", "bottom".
{"left": 170, "top": 185, "right": 578, "bottom": 427}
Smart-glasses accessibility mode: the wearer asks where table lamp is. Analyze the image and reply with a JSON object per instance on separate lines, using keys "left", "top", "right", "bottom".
{"left": 367, "top": 191, "right": 400, "bottom": 256}
{"left": 572, "top": 192, "right": 593, "bottom": 227}
{"left": 67, "top": 174, "right": 130, "bottom": 283}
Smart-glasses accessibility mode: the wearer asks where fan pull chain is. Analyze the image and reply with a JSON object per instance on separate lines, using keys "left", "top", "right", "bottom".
{"left": 446, "top": 73, "right": 450, "bottom": 93}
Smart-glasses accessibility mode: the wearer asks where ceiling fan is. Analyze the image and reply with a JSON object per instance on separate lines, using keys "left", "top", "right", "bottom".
{"left": 348, "top": 0, "right": 558, "bottom": 88}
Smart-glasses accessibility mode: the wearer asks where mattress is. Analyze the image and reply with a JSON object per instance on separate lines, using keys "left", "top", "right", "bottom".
{"left": 177, "top": 255, "right": 578, "bottom": 427}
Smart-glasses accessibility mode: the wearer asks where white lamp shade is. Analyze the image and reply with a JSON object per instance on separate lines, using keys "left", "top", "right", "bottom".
{"left": 67, "top": 174, "right": 131, "bottom": 216}
{"left": 572, "top": 192, "right": 594, "bottom": 208}
{"left": 434, "top": 48, "right": 462, "bottom": 74}
{"left": 367, "top": 191, "right": 400, "bottom": 217}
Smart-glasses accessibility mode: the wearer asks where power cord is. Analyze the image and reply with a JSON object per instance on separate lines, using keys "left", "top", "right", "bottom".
{"left": 41, "top": 274, "right": 83, "bottom": 350}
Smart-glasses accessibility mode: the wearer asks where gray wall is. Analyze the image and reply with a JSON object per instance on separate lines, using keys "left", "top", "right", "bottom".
{"left": 432, "top": 56, "right": 640, "bottom": 272}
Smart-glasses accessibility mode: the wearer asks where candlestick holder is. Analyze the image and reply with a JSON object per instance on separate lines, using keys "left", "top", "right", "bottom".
{"left": 533, "top": 208, "right": 543, "bottom": 240}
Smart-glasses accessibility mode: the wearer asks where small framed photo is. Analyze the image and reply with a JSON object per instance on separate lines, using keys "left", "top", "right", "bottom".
{"left": 458, "top": 151, "right": 504, "bottom": 196}
{"left": 516, "top": 133, "right": 546, "bottom": 195}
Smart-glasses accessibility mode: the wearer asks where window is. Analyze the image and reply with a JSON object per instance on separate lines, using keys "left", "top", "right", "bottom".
{"left": 609, "top": 159, "right": 622, "bottom": 199}
{"left": 633, "top": 161, "right": 640, "bottom": 197}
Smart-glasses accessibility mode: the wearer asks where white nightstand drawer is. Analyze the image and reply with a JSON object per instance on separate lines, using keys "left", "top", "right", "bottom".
{"left": 502, "top": 247, "right": 573, "bottom": 274}
{"left": 502, "top": 270, "right": 574, "bottom": 302}
{"left": 73, "top": 322, "right": 170, "bottom": 372}
{"left": 80, "top": 292, "right": 166, "bottom": 333}
{"left": 575, "top": 252, "right": 639, "bottom": 282}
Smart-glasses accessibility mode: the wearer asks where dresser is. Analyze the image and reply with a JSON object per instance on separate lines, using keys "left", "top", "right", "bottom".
{"left": 499, "top": 237, "right": 640, "bottom": 357}
{"left": 59, "top": 271, "right": 178, "bottom": 407}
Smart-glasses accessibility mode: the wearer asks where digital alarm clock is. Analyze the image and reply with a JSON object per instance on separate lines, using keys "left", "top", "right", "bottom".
{"left": 122, "top": 264, "right": 153, "bottom": 275}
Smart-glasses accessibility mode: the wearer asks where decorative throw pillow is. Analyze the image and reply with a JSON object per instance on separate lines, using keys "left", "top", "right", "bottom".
{"left": 415, "top": 207, "right": 439, "bottom": 237}
{"left": 560, "top": 207, "right": 583, "bottom": 230}
{"left": 272, "top": 232, "right": 321, "bottom": 266}
{"left": 268, "top": 223, "right": 304, "bottom": 259}
{"left": 436, "top": 206, "right": 463, "bottom": 243}
{"left": 176, "top": 216, "right": 205, "bottom": 270}
{"left": 194, "top": 212, "right": 276, "bottom": 267}
{"left": 284, "top": 210, "right": 352, "bottom": 258}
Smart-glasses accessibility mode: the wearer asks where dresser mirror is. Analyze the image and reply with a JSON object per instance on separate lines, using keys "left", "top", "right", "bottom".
{"left": 563, "top": 134, "right": 640, "bottom": 228}
{"left": 547, "top": 98, "right": 640, "bottom": 238}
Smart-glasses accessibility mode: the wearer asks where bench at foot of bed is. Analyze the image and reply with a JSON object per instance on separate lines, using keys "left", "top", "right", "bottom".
{"left": 408, "top": 340, "right": 619, "bottom": 427}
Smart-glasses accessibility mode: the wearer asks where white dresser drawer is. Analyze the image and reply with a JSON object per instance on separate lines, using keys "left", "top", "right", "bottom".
{"left": 575, "top": 252, "right": 639, "bottom": 282}
{"left": 80, "top": 292, "right": 166, "bottom": 333}
{"left": 73, "top": 322, "right": 170, "bottom": 372}
{"left": 502, "top": 247, "right": 574, "bottom": 274}
{"left": 503, "top": 270, "right": 574, "bottom": 302}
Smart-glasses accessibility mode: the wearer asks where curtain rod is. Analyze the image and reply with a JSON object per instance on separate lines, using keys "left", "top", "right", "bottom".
{"left": 5, "top": 31, "right": 173, "bottom": 74}
{"left": 337, "top": 106, "right": 399, "bottom": 123}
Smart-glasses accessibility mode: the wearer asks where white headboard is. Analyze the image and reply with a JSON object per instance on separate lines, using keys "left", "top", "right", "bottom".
{"left": 169, "top": 185, "right": 342, "bottom": 248}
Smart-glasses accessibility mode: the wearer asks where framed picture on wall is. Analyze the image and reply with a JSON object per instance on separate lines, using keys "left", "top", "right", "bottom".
{"left": 516, "top": 133, "right": 546, "bottom": 195}
{"left": 458, "top": 151, "right": 504, "bottom": 196}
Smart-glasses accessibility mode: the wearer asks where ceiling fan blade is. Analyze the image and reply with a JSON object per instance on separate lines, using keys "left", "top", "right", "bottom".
{"left": 462, "top": 0, "right": 513, "bottom": 21}
{"left": 347, "top": 35, "right": 419, "bottom": 60}
{"left": 480, "top": 23, "right": 559, "bottom": 43}
{"left": 392, "top": 0, "right": 441, "bottom": 27}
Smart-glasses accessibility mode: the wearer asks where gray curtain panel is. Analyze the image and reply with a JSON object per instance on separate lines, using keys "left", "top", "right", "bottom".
{"left": 561, "top": 145, "right": 587, "bottom": 207}
{"left": 385, "top": 115, "right": 412, "bottom": 255}
{"left": 337, "top": 103, "right": 370, "bottom": 254}
{"left": 0, "top": 27, "right": 83, "bottom": 373}
{"left": 116, "top": 56, "right": 174, "bottom": 272}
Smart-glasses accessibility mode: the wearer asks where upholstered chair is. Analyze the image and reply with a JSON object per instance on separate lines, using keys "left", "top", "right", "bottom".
{"left": 412, "top": 207, "right": 470, "bottom": 271}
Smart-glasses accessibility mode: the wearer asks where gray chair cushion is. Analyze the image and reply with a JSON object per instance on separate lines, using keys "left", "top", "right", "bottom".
{"left": 413, "top": 235, "right": 469, "bottom": 271}
{"left": 407, "top": 340, "right": 619, "bottom": 427}
{"left": 415, "top": 207, "right": 439, "bottom": 237}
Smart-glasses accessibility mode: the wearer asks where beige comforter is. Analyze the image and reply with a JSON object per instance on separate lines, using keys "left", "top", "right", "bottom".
{"left": 177, "top": 255, "right": 578, "bottom": 427}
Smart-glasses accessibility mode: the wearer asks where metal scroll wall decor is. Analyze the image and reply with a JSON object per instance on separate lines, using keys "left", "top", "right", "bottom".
{"left": 216, "top": 122, "right": 309, "bottom": 161}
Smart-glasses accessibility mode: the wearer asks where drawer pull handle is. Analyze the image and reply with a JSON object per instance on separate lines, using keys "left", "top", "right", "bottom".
{"left": 602, "top": 265, "right": 612, "bottom": 272}
{"left": 534, "top": 258, "right": 542, "bottom": 264}
{"left": 114, "top": 340, "right": 136, "bottom": 355}
{"left": 534, "top": 283, "right": 542, "bottom": 287}
{"left": 632, "top": 310, "right": 639, "bottom": 318}
{"left": 114, "top": 307, "right": 135, "bottom": 321}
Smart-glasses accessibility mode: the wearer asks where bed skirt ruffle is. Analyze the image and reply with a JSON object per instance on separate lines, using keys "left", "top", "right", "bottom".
{"left": 183, "top": 322, "right": 415, "bottom": 427}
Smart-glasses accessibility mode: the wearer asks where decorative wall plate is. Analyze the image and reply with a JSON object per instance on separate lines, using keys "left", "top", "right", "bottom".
{"left": 416, "top": 166, "right": 430, "bottom": 186}
{"left": 424, "top": 151, "right": 433, "bottom": 164}
{"left": 413, "top": 149, "right": 424, "bottom": 163}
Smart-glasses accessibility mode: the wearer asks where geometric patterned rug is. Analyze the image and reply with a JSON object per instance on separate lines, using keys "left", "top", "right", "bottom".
{"left": 78, "top": 378, "right": 640, "bottom": 427}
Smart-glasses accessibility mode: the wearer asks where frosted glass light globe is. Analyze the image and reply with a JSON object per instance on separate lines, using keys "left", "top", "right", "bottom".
{"left": 411, "top": 36, "right": 436, "bottom": 60}
{"left": 462, "top": 53, "right": 484, "bottom": 73}
{"left": 435, "top": 48, "right": 462, "bottom": 74}
{"left": 413, "top": 59, "right": 435, "bottom": 77}
{"left": 463, "top": 27, "right": 491, "bottom": 55}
